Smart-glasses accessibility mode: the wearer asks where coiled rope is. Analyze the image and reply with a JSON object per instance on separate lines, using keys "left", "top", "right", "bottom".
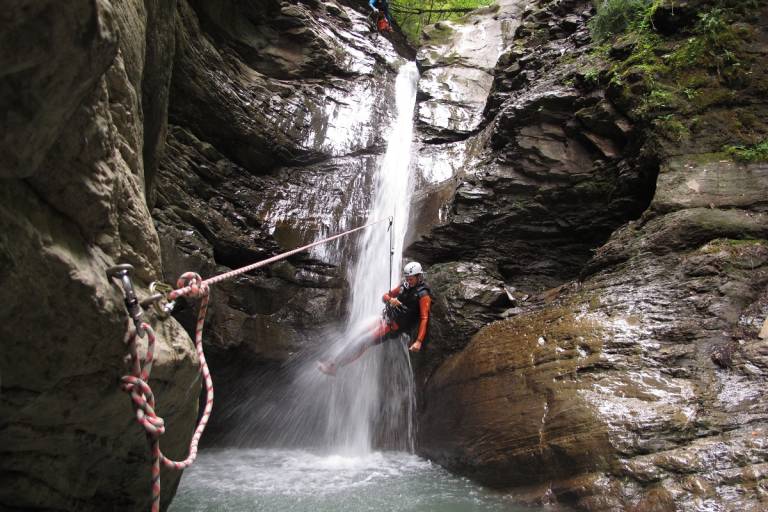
{"left": 113, "top": 217, "right": 390, "bottom": 511}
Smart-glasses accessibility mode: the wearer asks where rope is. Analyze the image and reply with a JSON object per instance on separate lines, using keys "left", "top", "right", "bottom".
{"left": 122, "top": 272, "right": 211, "bottom": 511}
{"left": 118, "top": 217, "right": 387, "bottom": 511}
{"left": 168, "top": 217, "right": 389, "bottom": 300}
{"left": 388, "top": 216, "right": 394, "bottom": 292}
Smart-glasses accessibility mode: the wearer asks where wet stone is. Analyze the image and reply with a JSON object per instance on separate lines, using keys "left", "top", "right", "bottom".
{"left": 412, "top": 0, "right": 768, "bottom": 510}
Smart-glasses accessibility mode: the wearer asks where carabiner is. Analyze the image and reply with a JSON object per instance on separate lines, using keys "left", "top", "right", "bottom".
{"left": 140, "top": 281, "right": 176, "bottom": 319}
{"left": 106, "top": 264, "right": 145, "bottom": 337}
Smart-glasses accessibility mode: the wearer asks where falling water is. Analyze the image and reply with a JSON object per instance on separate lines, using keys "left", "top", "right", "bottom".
{"left": 171, "top": 61, "right": 543, "bottom": 512}
{"left": 209, "top": 62, "right": 421, "bottom": 454}
{"left": 325, "top": 61, "right": 420, "bottom": 453}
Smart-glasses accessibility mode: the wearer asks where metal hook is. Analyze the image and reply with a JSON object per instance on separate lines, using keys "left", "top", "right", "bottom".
{"left": 106, "top": 264, "right": 145, "bottom": 337}
{"left": 140, "top": 281, "right": 176, "bottom": 319}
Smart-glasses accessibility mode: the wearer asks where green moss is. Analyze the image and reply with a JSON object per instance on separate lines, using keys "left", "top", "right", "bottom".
{"left": 678, "top": 69, "right": 714, "bottom": 89}
{"left": 689, "top": 86, "right": 734, "bottom": 110}
{"left": 397, "top": 0, "right": 496, "bottom": 45}
{"left": 422, "top": 21, "right": 456, "bottom": 46}
{"left": 587, "top": 0, "right": 760, "bottom": 155}
{"left": 723, "top": 139, "right": 768, "bottom": 163}
{"left": 698, "top": 238, "right": 766, "bottom": 255}
{"left": 668, "top": 9, "right": 745, "bottom": 80}
{"left": 442, "top": 51, "right": 465, "bottom": 66}
{"left": 583, "top": 67, "right": 601, "bottom": 84}
{"left": 680, "top": 87, "right": 698, "bottom": 100}
{"left": 588, "top": 0, "right": 658, "bottom": 41}
{"left": 655, "top": 115, "right": 690, "bottom": 142}
{"left": 736, "top": 110, "right": 760, "bottom": 131}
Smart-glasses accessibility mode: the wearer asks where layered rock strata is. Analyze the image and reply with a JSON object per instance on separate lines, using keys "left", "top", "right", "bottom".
{"left": 152, "top": 0, "right": 411, "bottom": 443}
{"left": 1, "top": 0, "right": 410, "bottom": 508}
{"left": 407, "top": 0, "right": 527, "bottom": 382}
{"left": 414, "top": 0, "right": 768, "bottom": 510}
{"left": 410, "top": 0, "right": 655, "bottom": 294}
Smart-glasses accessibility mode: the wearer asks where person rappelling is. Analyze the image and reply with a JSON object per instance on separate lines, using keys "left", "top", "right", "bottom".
{"left": 369, "top": 0, "right": 394, "bottom": 32}
{"left": 318, "top": 261, "right": 432, "bottom": 376}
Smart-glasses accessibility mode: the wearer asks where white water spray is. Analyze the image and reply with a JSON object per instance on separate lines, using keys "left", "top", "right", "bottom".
{"left": 218, "top": 62, "right": 420, "bottom": 456}
{"left": 323, "top": 61, "right": 420, "bottom": 454}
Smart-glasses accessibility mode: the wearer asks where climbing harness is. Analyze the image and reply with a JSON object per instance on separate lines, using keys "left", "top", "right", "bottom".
{"left": 107, "top": 217, "right": 391, "bottom": 511}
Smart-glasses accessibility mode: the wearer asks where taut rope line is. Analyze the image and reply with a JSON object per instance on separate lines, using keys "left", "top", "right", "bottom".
{"left": 168, "top": 217, "right": 391, "bottom": 299}
{"left": 107, "top": 217, "right": 389, "bottom": 511}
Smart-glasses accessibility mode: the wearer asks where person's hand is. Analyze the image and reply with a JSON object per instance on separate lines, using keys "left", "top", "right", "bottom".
{"left": 372, "top": 6, "right": 379, "bottom": 12}
{"left": 409, "top": 340, "right": 422, "bottom": 352}
{"left": 388, "top": 298, "right": 402, "bottom": 308}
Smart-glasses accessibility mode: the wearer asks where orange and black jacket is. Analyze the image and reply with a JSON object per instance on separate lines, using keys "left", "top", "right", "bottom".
{"left": 382, "top": 282, "right": 432, "bottom": 344}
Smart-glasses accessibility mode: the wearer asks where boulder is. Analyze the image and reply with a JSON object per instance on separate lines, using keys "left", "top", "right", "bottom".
{"left": 413, "top": 261, "right": 512, "bottom": 386}
{"left": 0, "top": 1, "right": 200, "bottom": 510}
{"left": 421, "top": 215, "right": 768, "bottom": 509}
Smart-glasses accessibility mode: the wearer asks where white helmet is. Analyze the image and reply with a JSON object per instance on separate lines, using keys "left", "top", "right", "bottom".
{"left": 403, "top": 261, "right": 423, "bottom": 277}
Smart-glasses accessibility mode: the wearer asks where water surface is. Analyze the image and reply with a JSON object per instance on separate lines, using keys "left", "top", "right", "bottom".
{"left": 170, "top": 448, "right": 533, "bottom": 512}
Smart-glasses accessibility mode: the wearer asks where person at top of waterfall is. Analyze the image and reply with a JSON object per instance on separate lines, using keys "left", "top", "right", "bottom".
{"left": 369, "top": 0, "right": 394, "bottom": 32}
{"left": 318, "top": 261, "right": 432, "bottom": 376}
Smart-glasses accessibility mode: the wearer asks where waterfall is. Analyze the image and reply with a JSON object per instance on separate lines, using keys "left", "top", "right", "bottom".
{"left": 222, "top": 62, "right": 421, "bottom": 454}
{"left": 326, "top": 61, "right": 420, "bottom": 453}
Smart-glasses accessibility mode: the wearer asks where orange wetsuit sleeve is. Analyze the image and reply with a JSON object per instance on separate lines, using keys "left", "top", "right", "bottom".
{"left": 415, "top": 294, "right": 432, "bottom": 343}
{"left": 382, "top": 285, "right": 402, "bottom": 302}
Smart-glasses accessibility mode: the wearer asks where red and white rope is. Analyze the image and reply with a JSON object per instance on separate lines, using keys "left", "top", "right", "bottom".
{"left": 168, "top": 217, "right": 389, "bottom": 299}
{"left": 122, "top": 273, "right": 211, "bottom": 512}
{"left": 121, "top": 217, "right": 388, "bottom": 511}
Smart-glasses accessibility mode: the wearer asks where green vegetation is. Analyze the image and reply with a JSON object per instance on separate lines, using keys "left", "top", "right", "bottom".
{"left": 723, "top": 139, "right": 768, "bottom": 163}
{"left": 668, "top": 7, "right": 745, "bottom": 80}
{"left": 656, "top": 114, "right": 690, "bottom": 142}
{"left": 389, "top": 0, "right": 494, "bottom": 45}
{"left": 588, "top": 0, "right": 655, "bottom": 41}
{"left": 583, "top": 0, "right": 763, "bottom": 149}
{"left": 583, "top": 67, "right": 601, "bottom": 84}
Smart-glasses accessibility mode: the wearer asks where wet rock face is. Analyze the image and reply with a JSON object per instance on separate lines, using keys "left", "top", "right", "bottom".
{"left": 422, "top": 204, "right": 768, "bottom": 509}
{"left": 155, "top": 0, "right": 406, "bottom": 353}
{"left": 1, "top": 1, "right": 199, "bottom": 510}
{"left": 407, "top": 0, "right": 525, "bottom": 253}
{"left": 408, "top": 0, "right": 654, "bottom": 397}
{"left": 413, "top": 261, "right": 513, "bottom": 384}
{"left": 169, "top": 0, "right": 399, "bottom": 175}
{"left": 410, "top": 0, "right": 656, "bottom": 295}
{"left": 415, "top": 1, "right": 519, "bottom": 141}
{"left": 190, "top": 0, "right": 370, "bottom": 79}
{"left": 415, "top": 0, "right": 768, "bottom": 510}
{"left": 154, "top": 1, "right": 410, "bottom": 440}
{"left": 2, "top": 0, "right": 410, "bottom": 507}
{"left": 154, "top": 126, "right": 352, "bottom": 365}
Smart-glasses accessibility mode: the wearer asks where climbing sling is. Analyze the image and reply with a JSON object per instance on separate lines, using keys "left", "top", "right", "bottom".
{"left": 107, "top": 217, "right": 391, "bottom": 512}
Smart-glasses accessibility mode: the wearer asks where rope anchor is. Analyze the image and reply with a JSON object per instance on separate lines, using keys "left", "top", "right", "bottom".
{"left": 107, "top": 217, "right": 390, "bottom": 511}
{"left": 140, "top": 281, "right": 176, "bottom": 320}
{"left": 108, "top": 269, "right": 212, "bottom": 512}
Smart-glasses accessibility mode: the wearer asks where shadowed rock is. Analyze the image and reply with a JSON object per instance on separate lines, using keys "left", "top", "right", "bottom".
{"left": 0, "top": 2, "right": 199, "bottom": 510}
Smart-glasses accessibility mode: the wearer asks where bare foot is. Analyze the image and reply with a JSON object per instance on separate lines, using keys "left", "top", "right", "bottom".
{"left": 317, "top": 360, "right": 337, "bottom": 376}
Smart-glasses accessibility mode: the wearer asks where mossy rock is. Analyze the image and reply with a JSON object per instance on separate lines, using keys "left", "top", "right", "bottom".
{"left": 696, "top": 238, "right": 768, "bottom": 256}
